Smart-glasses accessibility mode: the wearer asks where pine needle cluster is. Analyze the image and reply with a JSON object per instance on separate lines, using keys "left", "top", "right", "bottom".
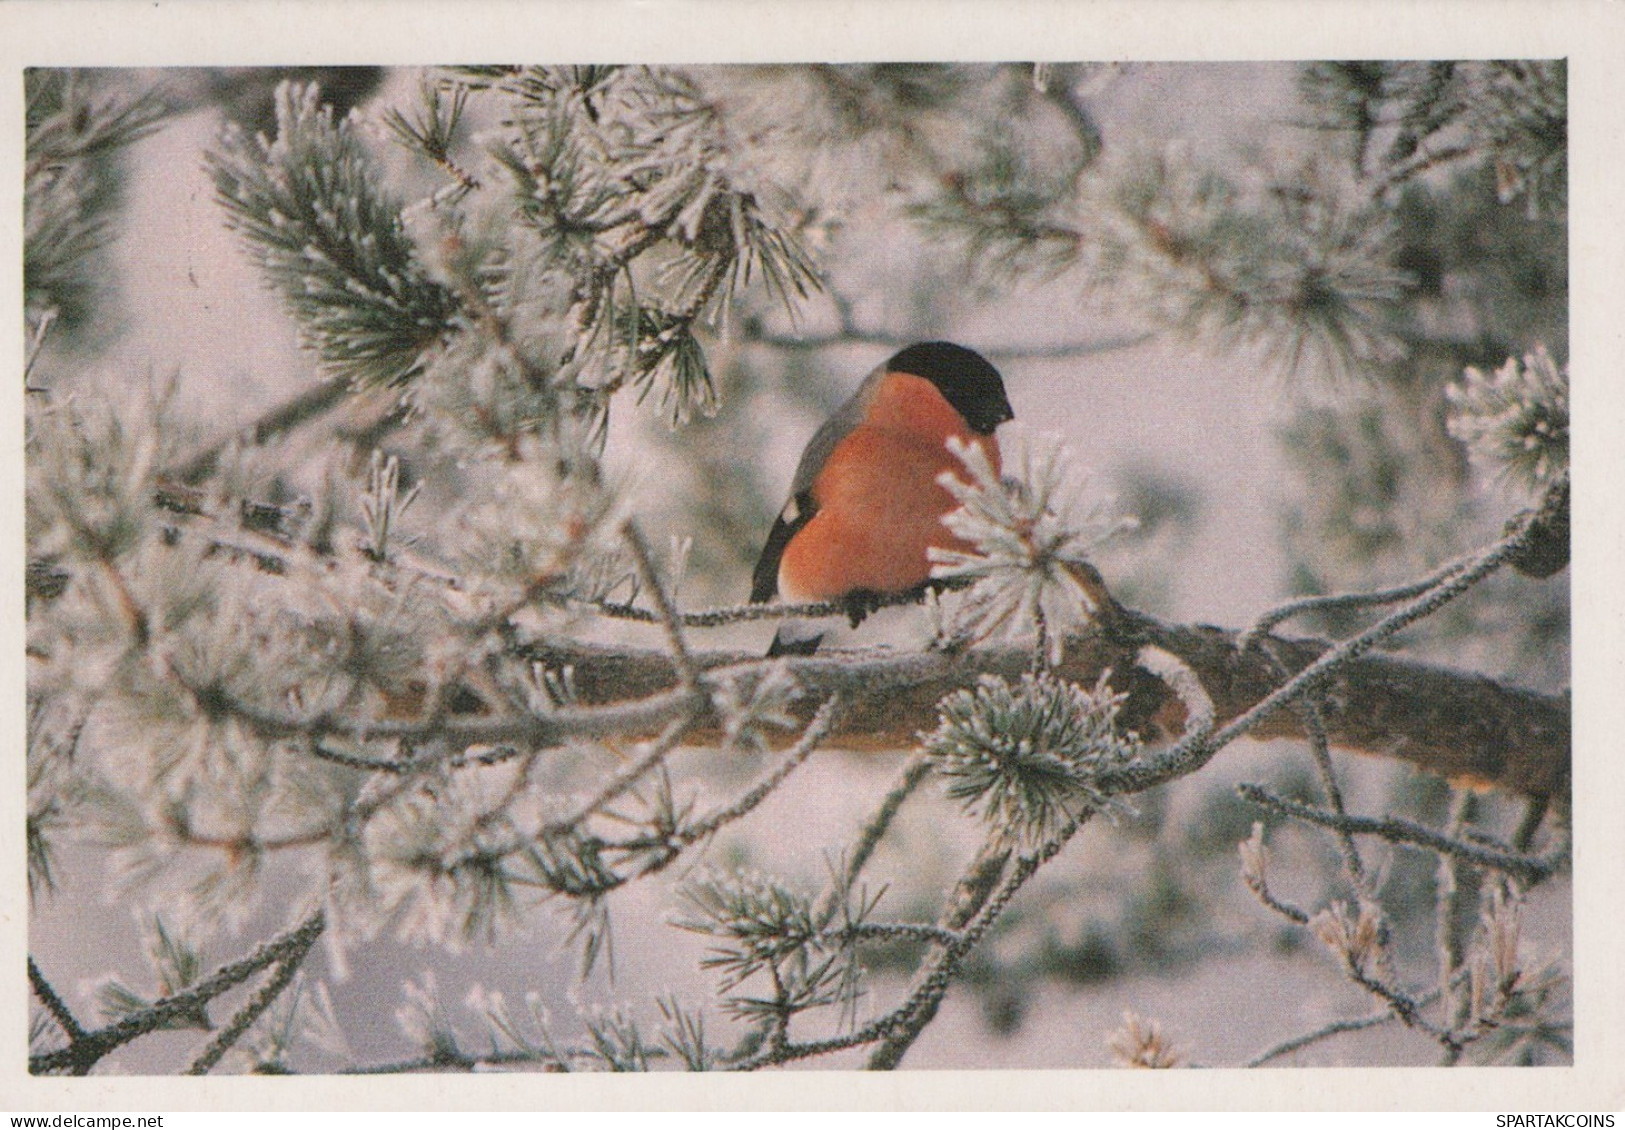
{"left": 931, "top": 427, "right": 1132, "bottom": 664}
{"left": 922, "top": 672, "right": 1142, "bottom": 847}
{"left": 210, "top": 84, "right": 461, "bottom": 388}
{"left": 25, "top": 70, "right": 170, "bottom": 342}
{"left": 1446, "top": 344, "right": 1569, "bottom": 490}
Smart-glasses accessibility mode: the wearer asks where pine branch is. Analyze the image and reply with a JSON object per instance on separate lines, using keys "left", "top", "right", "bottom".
{"left": 1436, "top": 788, "right": 1480, "bottom": 1062}
{"left": 862, "top": 838, "right": 1013, "bottom": 1070}
{"left": 166, "top": 376, "right": 360, "bottom": 483}
{"left": 87, "top": 475, "right": 1566, "bottom": 806}
{"left": 813, "top": 754, "right": 932, "bottom": 927}
{"left": 542, "top": 715, "right": 694, "bottom": 836}
{"left": 25, "top": 71, "right": 172, "bottom": 334}
{"left": 30, "top": 913, "right": 326, "bottom": 1075}
{"left": 833, "top": 923, "right": 961, "bottom": 948}
{"left": 1089, "top": 146, "right": 1412, "bottom": 377}
{"left": 511, "top": 599, "right": 1567, "bottom": 802}
{"left": 208, "top": 83, "right": 459, "bottom": 387}
{"left": 1239, "top": 825, "right": 1312, "bottom": 926}
{"left": 186, "top": 920, "right": 320, "bottom": 1074}
{"left": 1096, "top": 480, "right": 1569, "bottom": 799}
{"left": 622, "top": 520, "right": 701, "bottom": 694}
{"left": 1237, "top": 785, "right": 1562, "bottom": 886}
{"left": 28, "top": 957, "right": 86, "bottom": 1043}
{"left": 745, "top": 325, "right": 1154, "bottom": 361}
{"left": 1246, "top": 1003, "right": 1419, "bottom": 1067}
{"left": 865, "top": 816, "right": 1087, "bottom": 1069}
{"left": 1255, "top": 640, "right": 1371, "bottom": 898}
{"left": 1238, "top": 554, "right": 1472, "bottom": 649}
{"left": 342, "top": 1042, "right": 675, "bottom": 1074}
{"left": 674, "top": 696, "right": 840, "bottom": 842}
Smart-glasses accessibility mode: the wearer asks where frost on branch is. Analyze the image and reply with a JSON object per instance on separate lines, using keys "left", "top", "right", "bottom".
{"left": 931, "top": 426, "right": 1133, "bottom": 665}
{"left": 677, "top": 870, "right": 860, "bottom": 1027}
{"left": 25, "top": 70, "right": 170, "bottom": 343}
{"left": 208, "top": 83, "right": 460, "bottom": 388}
{"left": 1082, "top": 146, "right": 1412, "bottom": 379}
{"left": 1108, "top": 1010, "right": 1184, "bottom": 1069}
{"left": 1446, "top": 344, "right": 1568, "bottom": 491}
{"left": 921, "top": 670, "right": 1142, "bottom": 847}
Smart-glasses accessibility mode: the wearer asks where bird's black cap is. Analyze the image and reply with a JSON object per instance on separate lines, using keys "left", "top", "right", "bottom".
{"left": 886, "top": 341, "right": 1014, "bottom": 435}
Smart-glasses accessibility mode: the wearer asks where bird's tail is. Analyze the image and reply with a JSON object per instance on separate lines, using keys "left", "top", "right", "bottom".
{"left": 766, "top": 618, "right": 823, "bottom": 657}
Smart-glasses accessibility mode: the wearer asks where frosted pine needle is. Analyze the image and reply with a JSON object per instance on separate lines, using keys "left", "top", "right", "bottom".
{"left": 1309, "top": 900, "right": 1384, "bottom": 973}
{"left": 1108, "top": 1010, "right": 1184, "bottom": 1068}
{"left": 921, "top": 670, "right": 1140, "bottom": 846}
{"left": 931, "top": 426, "right": 1133, "bottom": 665}
{"left": 1445, "top": 344, "right": 1568, "bottom": 490}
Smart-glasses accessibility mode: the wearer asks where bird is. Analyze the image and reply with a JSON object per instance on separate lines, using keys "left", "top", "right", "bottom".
{"left": 750, "top": 341, "right": 1015, "bottom": 656}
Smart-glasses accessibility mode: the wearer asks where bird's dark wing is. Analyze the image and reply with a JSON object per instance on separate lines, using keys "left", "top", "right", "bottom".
{"left": 749, "top": 367, "right": 883, "bottom": 603}
{"left": 750, "top": 491, "right": 815, "bottom": 603}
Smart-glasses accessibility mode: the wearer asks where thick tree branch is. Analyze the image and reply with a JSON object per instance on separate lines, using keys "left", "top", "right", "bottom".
{"left": 103, "top": 461, "right": 1572, "bottom": 808}
{"left": 516, "top": 605, "right": 1568, "bottom": 802}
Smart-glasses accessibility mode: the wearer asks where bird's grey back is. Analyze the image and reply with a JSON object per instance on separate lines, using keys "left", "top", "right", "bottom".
{"left": 787, "top": 364, "right": 887, "bottom": 498}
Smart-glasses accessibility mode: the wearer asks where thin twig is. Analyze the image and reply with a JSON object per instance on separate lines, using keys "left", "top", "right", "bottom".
{"left": 1242, "top": 860, "right": 1311, "bottom": 925}
{"left": 732, "top": 829, "right": 1024, "bottom": 1072}
{"left": 866, "top": 817, "right": 1088, "bottom": 1070}
{"left": 1241, "top": 552, "right": 1475, "bottom": 650}
{"left": 604, "top": 697, "right": 843, "bottom": 875}
{"left": 1512, "top": 795, "right": 1551, "bottom": 853}
{"left": 1304, "top": 693, "right": 1369, "bottom": 893}
{"left": 1247, "top": 1001, "right": 1421, "bottom": 1067}
{"left": 1238, "top": 555, "right": 1469, "bottom": 650}
{"left": 814, "top": 753, "right": 932, "bottom": 927}
{"left": 1107, "top": 495, "right": 1554, "bottom": 796}
{"left": 168, "top": 377, "right": 358, "bottom": 483}
{"left": 622, "top": 519, "right": 701, "bottom": 694}
{"left": 728, "top": 815, "right": 1081, "bottom": 1073}
{"left": 833, "top": 922, "right": 961, "bottom": 948}
{"left": 1346, "top": 961, "right": 1440, "bottom": 1038}
{"left": 544, "top": 714, "right": 695, "bottom": 836}
{"left": 307, "top": 740, "right": 413, "bottom": 774}
{"left": 549, "top": 577, "right": 974, "bottom": 629}
{"left": 345, "top": 1043, "right": 674, "bottom": 1075}
{"left": 1257, "top": 638, "right": 1369, "bottom": 897}
{"left": 1435, "top": 788, "right": 1478, "bottom": 1064}
{"left": 1239, "top": 784, "right": 1561, "bottom": 885}
{"left": 1368, "top": 141, "right": 1476, "bottom": 199}
{"left": 202, "top": 672, "right": 698, "bottom": 749}
{"left": 745, "top": 325, "right": 1155, "bottom": 361}
{"left": 30, "top": 913, "right": 326, "bottom": 1076}
{"left": 186, "top": 920, "right": 321, "bottom": 1075}
{"left": 676, "top": 696, "right": 841, "bottom": 843}
{"left": 24, "top": 309, "right": 58, "bottom": 389}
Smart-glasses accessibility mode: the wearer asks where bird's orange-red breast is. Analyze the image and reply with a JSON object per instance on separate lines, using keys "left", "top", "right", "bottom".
{"left": 751, "top": 342, "right": 1014, "bottom": 655}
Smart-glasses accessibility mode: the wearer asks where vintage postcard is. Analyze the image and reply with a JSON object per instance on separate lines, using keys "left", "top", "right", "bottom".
{"left": 4, "top": 0, "right": 1621, "bottom": 1113}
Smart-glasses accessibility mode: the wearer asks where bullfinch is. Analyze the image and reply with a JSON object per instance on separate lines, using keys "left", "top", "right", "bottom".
{"left": 751, "top": 341, "right": 1015, "bottom": 656}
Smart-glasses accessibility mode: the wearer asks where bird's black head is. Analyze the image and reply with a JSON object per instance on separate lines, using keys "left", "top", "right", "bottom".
{"left": 886, "top": 341, "right": 1014, "bottom": 436}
